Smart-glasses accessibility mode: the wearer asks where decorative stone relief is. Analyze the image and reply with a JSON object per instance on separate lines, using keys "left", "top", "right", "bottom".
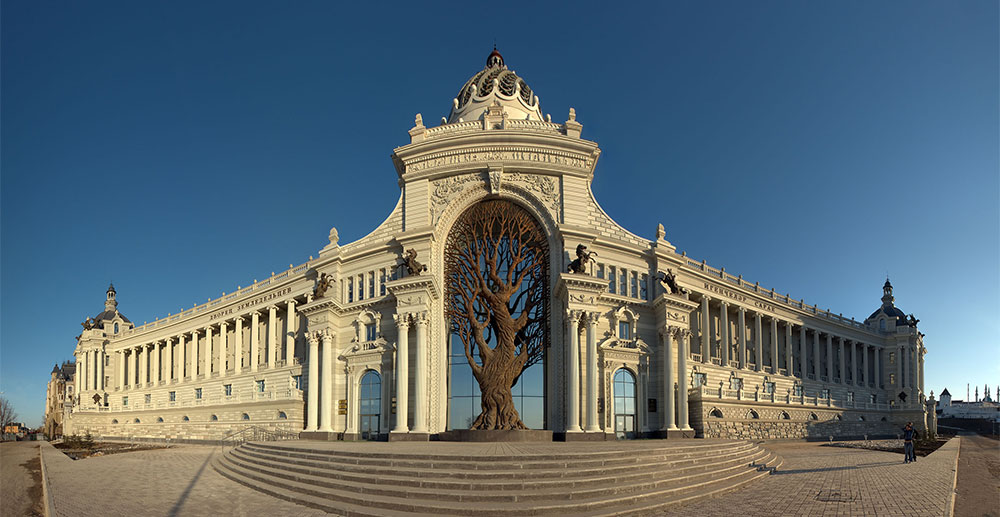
{"left": 508, "top": 172, "right": 559, "bottom": 216}
{"left": 430, "top": 173, "right": 480, "bottom": 224}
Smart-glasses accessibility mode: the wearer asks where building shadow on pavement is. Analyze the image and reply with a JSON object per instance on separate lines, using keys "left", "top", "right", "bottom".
{"left": 772, "top": 461, "right": 901, "bottom": 475}
{"left": 168, "top": 449, "right": 214, "bottom": 516}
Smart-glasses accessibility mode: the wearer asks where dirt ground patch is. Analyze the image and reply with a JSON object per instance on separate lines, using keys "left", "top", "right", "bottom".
{"left": 53, "top": 441, "right": 169, "bottom": 460}
{"left": 0, "top": 441, "right": 43, "bottom": 517}
{"left": 20, "top": 454, "right": 44, "bottom": 516}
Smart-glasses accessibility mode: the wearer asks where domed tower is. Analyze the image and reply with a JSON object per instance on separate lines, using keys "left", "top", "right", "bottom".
{"left": 865, "top": 278, "right": 925, "bottom": 406}
{"left": 446, "top": 48, "right": 545, "bottom": 124}
{"left": 105, "top": 283, "right": 118, "bottom": 312}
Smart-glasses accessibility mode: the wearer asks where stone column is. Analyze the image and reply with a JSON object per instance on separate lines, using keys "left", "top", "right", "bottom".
{"left": 825, "top": 334, "right": 833, "bottom": 382}
{"left": 566, "top": 311, "right": 582, "bottom": 433}
{"left": 677, "top": 330, "right": 692, "bottom": 431}
{"left": 851, "top": 340, "right": 858, "bottom": 387}
{"left": 912, "top": 345, "right": 920, "bottom": 393}
{"left": 812, "top": 330, "right": 820, "bottom": 380}
{"left": 719, "top": 302, "right": 730, "bottom": 367}
{"left": 345, "top": 367, "right": 357, "bottom": 435}
{"left": 191, "top": 330, "right": 199, "bottom": 377}
{"left": 585, "top": 312, "right": 601, "bottom": 432}
{"left": 151, "top": 342, "right": 159, "bottom": 384}
{"left": 770, "top": 317, "right": 778, "bottom": 373}
{"left": 132, "top": 346, "right": 139, "bottom": 388}
{"left": 918, "top": 349, "right": 924, "bottom": 394}
{"left": 737, "top": 307, "right": 747, "bottom": 369}
{"left": 166, "top": 338, "right": 173, "bottom": 382}
{"left": 81, "top": 352, "right": 88, "bottom": 392}
{"left": 141, "top": 344, "right": 149, "bottom": 385}
{"left": 306, "top": 332, "right": 319, "bottom": 432}
{"left": 785, "top": 322, "right": 793, "bottom": 376}
{"left": 98, "top": 350, "right": 104, "bottom": 389}
{"left": 268, "top": 305, "right": 277, "bottom": 369}
{"left": 118, "top": 351, "right": 126, "bottom": 390}
{"left": 753, "top": 313, "right": 763, "bottom": 372}
{"left": 250, "top": 311, "right": 260, "bottom": 372}
{"left": 862, "top": 343, "right": 869, "bottom": 388}
{"left": 874, "top": 347, "right": 881, "bottom": 388}
{"left": 319, "top": 329, "right": 334, "bottom": 432}
{"left": 234, "top": 317, "right": 243, "bottom": 373}
{"left": 285, "top": 300, "right": 296, "bottom": 365}
{"left": 412, "top": 312, "right": 429, "bottom": 433}
{"left": 837, "top": 337, "right": 845, "bottom": 384}
{"left": 661, "top": 328, "right": 676, "bottom": 430}
{"left": 799, "top": 326, "right": 807, "bottom": 379}
{"left": 205, "top": 326, "right": 214, "bottom": 375}
{"left": 700, "top": 295, "right": 711, "bottom": 363}
{"left": 392, "top": 314, "right": 410, "bottom": 433}
{"left": 219, "top": 322, "right": 228, "bottom": 377}
{"left": 179, "top": 334, "right": 187, "bottom": 379}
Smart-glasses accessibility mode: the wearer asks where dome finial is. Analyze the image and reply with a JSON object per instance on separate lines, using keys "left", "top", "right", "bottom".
{"left": 486, "top": 47, "right": 504, "bottom": 69}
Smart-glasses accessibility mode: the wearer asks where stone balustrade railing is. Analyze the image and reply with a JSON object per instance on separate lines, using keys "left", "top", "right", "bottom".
{"left": 690, "top": 386, "right": 897, "bottom": 411}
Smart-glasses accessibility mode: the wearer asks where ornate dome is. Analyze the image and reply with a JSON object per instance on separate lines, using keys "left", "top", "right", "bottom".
{"left": 446, "top": 49, "right": 544, "bottom": 124}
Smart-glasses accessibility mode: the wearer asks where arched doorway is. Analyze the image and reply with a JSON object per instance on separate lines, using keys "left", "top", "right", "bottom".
{"left": 613, "top": 368, "right": 637, "bottom": 438}
{"left": 444, "top": 199, "right": 549, "bottom": 430}
{"left": 359, "top": 371, "right": 381, "bottom": 440}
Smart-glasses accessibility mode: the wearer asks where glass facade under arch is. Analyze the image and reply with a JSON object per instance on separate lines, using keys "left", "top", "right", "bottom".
{"left": 359, "top": 370, "right": 381, "bottom": 440}
{"left": 613, "top": 368, "right": 637, "bottom": 438}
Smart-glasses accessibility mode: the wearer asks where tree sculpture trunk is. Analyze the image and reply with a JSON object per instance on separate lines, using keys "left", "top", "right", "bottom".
{"left": 445, "top": 200, "right": 549, "bottom": 430}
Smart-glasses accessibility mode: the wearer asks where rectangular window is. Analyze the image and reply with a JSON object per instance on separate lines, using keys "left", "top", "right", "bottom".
{"left": 608, "top": 267, "right": 616, "bottom": 294}
{"left": 293, "top": 375, "right": 303, "bottom": 390}
{"left": 122, "top": 396, "right": 128, "bottom": 406}
{"left": 889, "top": 373, "right": 896, "bottom": 385}
{"left": 596, "top": 263, "right": 605, "bottom": 279}
{"left": 357, "top": 275, "right": 365, "bottom": 301}
{"left": 380, "top": 269, "right": 387, "bottom": 296}
{"left": 347, "top": 278, "right": 354, "bottom": 303}
{"left": 144, "top": 394, "right": 151, "bottom": 404}
{"left": 870, "top": 393, "right": 877, "bottom": 404}
{"left": 619, "top": 270, "right": 627, "bottom": 296}
{"left": 693, "top": 372, "right": 707, "bottom": 387}
{"left": 618, "top": 321, "right": 631, "bottom": 340}
{"left": 223, "top": 384, "right": 232, "bottom": 396}
{"left": 630, "top": 272, "right": 638, "bottom": 298}
{"left": 889, "top": 352, "right": 895, "bottom": 364}
{"left": 847, "top": 391, "right": 854, "bottom": 402}
{"left": 821, "top": 389, "right": 830, "bottom": 399}
{"left": 195, "top": 388, "right": 202, "bottom": 400}
{"left": 793, "top": 385, "right": 803, "bottom": 397}
{"left": 368, "top": 272, "right": 375, "bottom": 298}
{"left": 365, "top": 323, "right": 377, "bottom": 342}
{"left": 105, "top": 356, "right": 109, "bottom": 366}
{"left": 168, "top": 391, "right": 176, "bottom": 402}
{"left": 765, "top": 382, "right": 775, "bottom": 394}
{"left": 256, "top": 380, "right": 265, "bottom": 393}
{"left": 730, "top": 377, "right": 744, "bottom": 390}
{"left": 640, "top": 274, "right": 648, "bottom": 300}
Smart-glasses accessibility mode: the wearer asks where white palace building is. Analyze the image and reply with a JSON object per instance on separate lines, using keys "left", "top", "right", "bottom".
{"left": 57, "top": 50, "right": 935, "bottom": 442}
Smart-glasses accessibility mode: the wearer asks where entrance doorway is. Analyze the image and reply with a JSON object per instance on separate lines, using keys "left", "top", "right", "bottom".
{"left": 359, "top": 370, "right": 381, "bottom": 440}
{"left": 613, "top": 368, "right": 637, "bottom": 438}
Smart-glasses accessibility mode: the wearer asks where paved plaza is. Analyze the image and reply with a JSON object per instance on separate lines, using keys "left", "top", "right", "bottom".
{"left": 37, "top": 438, "right": 964, "bottom": 517}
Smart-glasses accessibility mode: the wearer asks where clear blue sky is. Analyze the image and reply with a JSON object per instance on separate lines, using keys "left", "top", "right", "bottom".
{"left": 2, "top": 1, "right": 997, "bottom": 427}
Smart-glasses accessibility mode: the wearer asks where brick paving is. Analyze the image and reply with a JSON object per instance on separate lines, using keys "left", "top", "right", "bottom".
{"left": 661, "top": 438, "right": 961, "bottom": 517}
{"left": 39, "top": 437, "right": 961, "bottom": 517}
{"left": 40, "top": 441, "right": 326, "bottom": 517}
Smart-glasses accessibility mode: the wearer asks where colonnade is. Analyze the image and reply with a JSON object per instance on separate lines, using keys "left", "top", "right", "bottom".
{"left": 100, "top": 300, "right": 297, "bottom": 394}
{"left": 75, "top": 348, "right": 107, "bottom": 394}
{"left": 564, "top": 310, "right": 604, "bottom": 433}
{"left": 697, "top": 294, "right": 884, "bottom": 390}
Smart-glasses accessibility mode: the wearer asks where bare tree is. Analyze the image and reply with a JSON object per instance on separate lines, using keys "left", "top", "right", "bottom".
{"left": 445, "top": 200, "right": 549, "bottom": 430}
{"left": 0, "top": 396, "right": 18, "bottom": 430}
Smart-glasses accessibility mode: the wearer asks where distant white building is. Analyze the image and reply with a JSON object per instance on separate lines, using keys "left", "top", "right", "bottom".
{"left": 937, "top": 387, "right": 1000, "bottom": 421}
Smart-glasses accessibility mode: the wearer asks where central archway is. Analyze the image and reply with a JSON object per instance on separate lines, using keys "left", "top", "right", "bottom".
{"left": 445, "top": 199, "right": 550, "bottom": 430}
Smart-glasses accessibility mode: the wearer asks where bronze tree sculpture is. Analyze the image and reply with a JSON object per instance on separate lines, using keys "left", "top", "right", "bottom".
{"left": 445, "top": 200, "right": 549, "bottom": 430}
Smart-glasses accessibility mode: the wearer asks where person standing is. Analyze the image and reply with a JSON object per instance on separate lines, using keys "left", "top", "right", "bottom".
{"left": 902, "top": 422, "right": 917, "bottom": 463}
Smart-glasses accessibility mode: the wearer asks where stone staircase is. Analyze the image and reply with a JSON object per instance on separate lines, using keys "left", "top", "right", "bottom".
{"left": 212, "top": 439, "right": 782, "bottom": 516}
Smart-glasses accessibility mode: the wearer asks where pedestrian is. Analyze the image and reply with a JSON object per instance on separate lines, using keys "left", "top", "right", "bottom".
{"left": 902, "top": 422, "right": 917, "bottom": 463}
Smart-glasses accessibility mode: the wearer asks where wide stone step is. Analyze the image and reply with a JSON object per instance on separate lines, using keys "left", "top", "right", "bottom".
{"left": 227, "top": 443, "right": 765, "bottom": 493}
{"left": 212, "top": 447, "right": 782, "bottom": 516}
{"left": 234, "top": 441, "right": 758, "bottom": 482}
{"left": 239, "top": 440, "right": 752, "bottom": 472}
{"left": 221, "top": 446, "right": 771, "bottom": 502}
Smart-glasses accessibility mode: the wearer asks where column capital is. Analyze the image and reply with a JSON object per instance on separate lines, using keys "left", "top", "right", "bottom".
{"left": 413, "top": 311, "right": 429, "bottom": 327}
{"left": 393, "top": 312, "right": 411, "bottom": 328}
{"left": 585, "top": 311, "right": 602, "bottom": 325}
{"left": 566, "top": 309, "right": 584, "bottom": 324}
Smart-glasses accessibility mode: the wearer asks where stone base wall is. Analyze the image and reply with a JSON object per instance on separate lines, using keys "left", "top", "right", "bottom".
{"left": 65, "top": 400, "right": 304, "bottom": 441}
{"left": 691, "top": 399, "right": 919, "bottom": 440}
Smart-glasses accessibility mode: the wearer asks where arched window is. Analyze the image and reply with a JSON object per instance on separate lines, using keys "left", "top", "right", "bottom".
{"left": 277, "top": 411, "right": 288, "bottom": 420}
{"left": 880, "top": 417, "right": 887, "bottom": 422}
{"left": 746, "top": 409, "right": 760, "bottom": 419}
{"left": 709, "top": 408, "right": 724, "bottom": 418}
{"left": 134, "top": 418, "right": 141, "bottom": 424}
{"left": 359, "top": 370, "right": 382, "bottom": 440}
{"left": 114, "top": 323, "right": 119, "bottom": 333}
{"left": 241, "top": 413, "right": 250, "bottom": 421}
{"left": 879, "top": 319, "right": 886, "bottom": 331}
{"left": 613, "top": 369, "right": 637, "bottom": 438}
{"left": 182, "top": 416, "right": 190, "bottom": 422}
{"left": 111, "top": 419, "right": 118, "bottom": 424}
{"left": 156, "top": 417, "right": 164, "bottom": 423}
{"left": 809, "top": 413, "right": 818, "bottom": 420}
{"left": 210, "top": 415, "right": 218, "bottom": 421}
{"left": 834, "top": 414, "right": 842, "bottom": 421}
{"left": 858, "top": 415, "right": 865, "bottom": 421}
{"left": 779, "top": 411, "right": 790, "bottom": 420}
